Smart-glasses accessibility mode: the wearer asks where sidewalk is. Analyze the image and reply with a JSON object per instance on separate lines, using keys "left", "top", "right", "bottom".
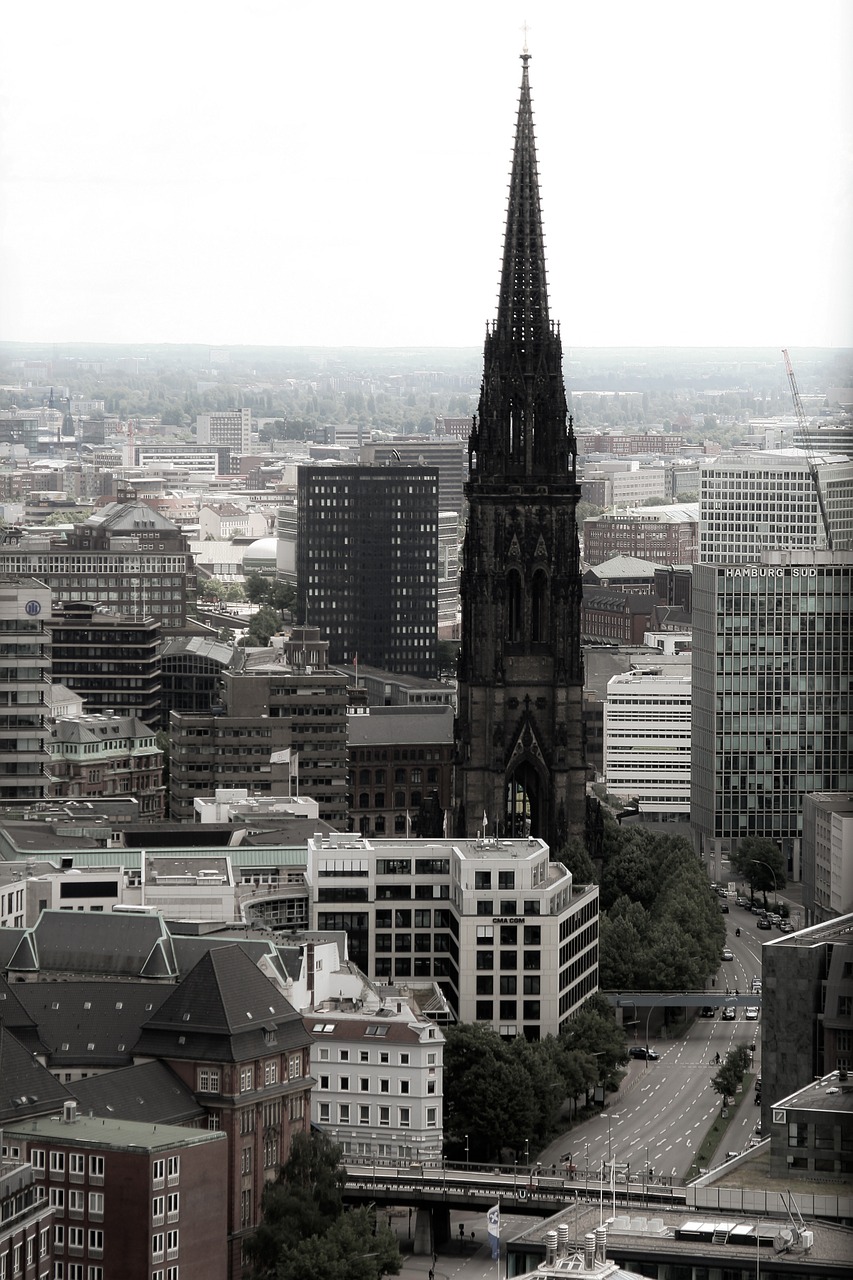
{"left": 536, "top": 1058, "right": 646, "bottom": 1169}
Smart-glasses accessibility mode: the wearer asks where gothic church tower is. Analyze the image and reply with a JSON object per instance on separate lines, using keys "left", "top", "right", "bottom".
{"left": 455, "top": 52, "right": 586, "bottom": 850}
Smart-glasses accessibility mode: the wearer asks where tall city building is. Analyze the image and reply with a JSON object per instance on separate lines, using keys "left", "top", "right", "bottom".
{"left": 455, "top": 53, "right": 586, "bottom": 848}
{"left": 195, "top": 407, "right": 252, "bottom": 456}
{"left": 296, "top": 464, "right": 439, "bottom": 678}
{"left": 48, "top": 602, "right": 162, "bottom": 725}
{"left": 603, "top": 665, "right": 692, "bottom": 821}
{"left": 691, "top": 551, "right": 853, "bottom": 880}
{"left": 0, "top": 577, "right": 52, "bottom": 802}
{"left": 698, "top": 449, "right": 853, "bottom": 562}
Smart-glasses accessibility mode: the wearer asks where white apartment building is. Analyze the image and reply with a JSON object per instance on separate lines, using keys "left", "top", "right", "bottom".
{"left": 133, "top": 446, "right": 221, "bottom": 478}
{"left": 603, "top": 665, "right": 692, "bottom": 819}
{"left": 0, "top": 576, "right": 52, "bottom": 803}
{"left": 699, "top": 448, "right": 853, "bottom": 562}
{"left": 196, "top": 408, "right": 252, "bottom": 454}
{"left": 306, "top": 833, "right": 599, "bottom": 1038}
{"left": 802, "top": 793, "right": 853, "bottom": 925}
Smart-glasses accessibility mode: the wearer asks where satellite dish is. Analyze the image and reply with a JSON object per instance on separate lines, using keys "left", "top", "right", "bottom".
{"left": 773, "top": 1229, "right": 794, "bottom": 1253}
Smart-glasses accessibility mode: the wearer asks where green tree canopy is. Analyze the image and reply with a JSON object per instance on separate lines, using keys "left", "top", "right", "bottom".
{"left": 243, "top": 1132, "right": 400, "bottom": 1280}
{"left": 711, "top": 1045, "right": 752, "bottom": 1105}
{"left": 729, "top": 837, "right": 786, "bottom": 904}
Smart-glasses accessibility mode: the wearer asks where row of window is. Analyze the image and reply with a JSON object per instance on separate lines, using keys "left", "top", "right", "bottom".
{"left": 317, "top": 1103, "right": 437, "bottom": 1127}
{"left": 0, "top": 1226, "right": 50, "bottom": 1278}
{"left": 32, "top": 1151, "right": 104, "bottom": 1178}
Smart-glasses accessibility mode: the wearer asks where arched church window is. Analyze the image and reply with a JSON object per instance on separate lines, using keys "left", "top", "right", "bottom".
{"left": 531, "top": 570, "right": 549, "bottom": 643}
{"left": 506, "top": 570, "right": 523, "bottom": 643}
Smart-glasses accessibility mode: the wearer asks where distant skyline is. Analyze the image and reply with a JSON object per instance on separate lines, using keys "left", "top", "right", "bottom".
{"left": 1, "top": 1, "right": 851, "bottom": 351}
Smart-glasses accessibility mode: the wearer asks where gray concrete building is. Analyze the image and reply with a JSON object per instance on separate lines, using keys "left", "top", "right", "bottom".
{"left": 0, "top": 576, "right": 52, "bottom": 803}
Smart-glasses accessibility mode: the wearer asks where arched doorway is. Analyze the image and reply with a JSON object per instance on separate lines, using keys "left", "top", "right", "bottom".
{"left": 505, "top": 760, "right": 544, "bottom": 837}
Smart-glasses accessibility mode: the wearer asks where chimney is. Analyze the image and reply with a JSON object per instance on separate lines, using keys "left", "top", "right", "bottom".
{"left": 583, "top": 1233, "right": 596, "bottom": 1269}
{"left": 544, "top": 1230, "right": 558, "bottom": 1265}
{"left": 63, "top": 1100, "right": 77, "bottom": 1124}
{"left": 595, "top": 1225, "right": 607, "bottom": 1263}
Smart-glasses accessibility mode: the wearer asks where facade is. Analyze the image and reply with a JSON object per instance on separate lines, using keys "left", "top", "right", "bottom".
{"left": 160, "top": 635, "right": 233, "bottom": 720}
{"left": 0, "top": 576, "right": 52, "bottom": 802}
{"left": 0, "top": 507, "right": 195, "bottom": 628}
{"left": 346, "top": 705, "right": 455, "bottom": 839}
{"left": 48, "top": 713, "right": 166, "bottom": 820}
{"left": 801, "top": 792, "right": 853, "bottom": 925}
{"left": 583, "top": 504, "right": 698, "bottom": 567}
{"left": 133, "top": 945, "right": 313, "bottom": 1280}
{"left": 580, "top": 588, "right": 654, "bottom": 646}
{"left": 169, "top": 630, "right": 348, "bottom": 826}
{"left": 195, "top": 408, "right": 252, "bottom": 456}
{"left": 768, "top": 1071, "right": 853, "bottom": 1182}
{"left": 691, "top": 552, "right": 853, "bottom": 880}
{"left": 358, "top": 439, "right": 466, "bottom": 523}
{"left": 760, "top": 914, "right": 853, "bottom": 1137}
{"left": 0, "top": 1156, "right": 53, "bottom": 1280}
{"left": 307, "top": 833, "right": 599, "bottom": 1039}
{"left": 698, "top": 448, "right": 853, "bottom": 562}
{"left": 6, "top": 1104, "right": 228, "bottom": 1280}
{"left": 310, "top": 1010, "right": 444, "bottom": 1168}
{"left": 296, "top": 464, "right": 439, "bottom": 678}
{"left": 455, "top": 55, "right": 586, "bottom": 849}
{"left": 603, "top": 665, "right": 692, "bottom": 820}
{"left": 47, "top": 602, "right": 162, "bottom": 725}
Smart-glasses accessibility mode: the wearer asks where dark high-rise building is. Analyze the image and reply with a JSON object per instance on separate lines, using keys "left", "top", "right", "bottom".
{"left": 296, "top": 465, "right": 439, "bottom": 678}
{"left": 455, "top": 54, "right": 586, "bottom": 849}
{"left": 48, "top": 602, "right": 162, "bottom": 726}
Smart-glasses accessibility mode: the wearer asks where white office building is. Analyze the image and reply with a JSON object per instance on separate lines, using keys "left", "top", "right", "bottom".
{"left": 306, "top": 833, "right": 599, "bottom": 1039}
{"left": 0, "top": 576, "right": 52, "bottom": 802}
{"left": 196, "top": 407, "right": 253, "bottom": 454}
{"left": 801, "top": 792, "right": 853, "bottom": 925}
{"left": 603, "top": 664, "right": 692, "bottom": 820}
{"left": 698, "top": 448, "right": 853, "bottom": 563}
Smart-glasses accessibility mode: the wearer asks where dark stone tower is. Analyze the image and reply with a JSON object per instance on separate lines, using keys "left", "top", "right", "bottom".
{"left": 455, "top": 52, "right": 586, "bottom": 851}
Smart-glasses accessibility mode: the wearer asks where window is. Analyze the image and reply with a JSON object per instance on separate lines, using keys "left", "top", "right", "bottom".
{"left": 167, "top": 1156, "right": 180, "bottom": 1182}
{"left": 288, "top": 1054, "right": 302, "bottom": 1079}
{"left": 68, "top": 1227, "right": 84, "bottom": 1249}
{"left": 90, "top": 1155, "right": 105, "bottom": 1179}
{"left": 69, "top": 1152, "right": 85, "bottom": 1176}
{"left": 398, "top": 1107, "right": 411, "bottom": 1128}
{"left": 167, "top": 1229, "right": 179, "bottom": 1257}
{"left": 87, "top": 1231, "right": 103, "bottom": 1254}
{"left": 152, "top": 1159, "right": 165, "bottom": 1185}
{"left": 264, "top": 1060, "right": 278, "bottom": 1086}
{"left": 152, "top": 1233, "right": 165, "bottom": 1260}
{"left": 427, "top": 1107, "right": 437, "bottom": 1128}
{"left": 197, "top": 1067, "right": 220, "bottom": 1093}
{"left": 153, "top": 1196, "right": 165, "bottom": 1223}
{"left": 49, "top": 1188, "right": 65, "bottom": 1209}
{"left": 359, "top": 1105, "right": 370, "bottom": 1125}
{"left": 240, "top": 1066, "right": 254, "bottom": 1092}
{"left": 379, "top": 1106, "right": 390, "bottom": 1126}
{"left": 50, "top": 1151, "right": 65, "bottom": 1173}
{"left": 498, "top": 871, "right": 515, "bottom": 890}
{"left": 69, "top": 1190, "right": 84, "bottom": 1213}
{"left": 474, "top": 871, "right": 492, "bottom": 890}
{"left": 31, "top": 1148, "right": 45, "bottom": 1170}
{"left": 359, "top": 1077, "right": 370, "bottom": 1092}
{"left": 89, "top": 1269, "right": 104, "bottom": 1280}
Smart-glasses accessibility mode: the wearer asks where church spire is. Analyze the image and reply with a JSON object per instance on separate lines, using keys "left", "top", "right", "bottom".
{"left": 495, "top": 51, "right": 550, "bottom": 353}
{"left": 472, "top": 51, "right": 572, "bottom": 482}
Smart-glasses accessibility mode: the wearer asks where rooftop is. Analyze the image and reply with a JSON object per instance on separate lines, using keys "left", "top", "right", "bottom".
{"left": 5, "top": 1109, "right": 224, "bottom": 1154}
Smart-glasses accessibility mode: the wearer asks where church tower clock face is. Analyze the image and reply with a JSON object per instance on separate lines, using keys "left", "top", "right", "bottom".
{"left": 455, "top": 52, "right": 586, "bottom": 851}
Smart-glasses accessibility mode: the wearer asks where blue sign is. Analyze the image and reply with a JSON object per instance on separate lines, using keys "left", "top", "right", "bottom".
{"left": 24, "top": 600, "right": 41, "bottom": 616}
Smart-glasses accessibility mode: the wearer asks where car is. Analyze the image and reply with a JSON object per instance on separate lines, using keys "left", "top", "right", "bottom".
{"left": 751, "top": 905, "right": 765, "bottom": 915}
{"left": 628, "top": 1046, "right": 659, "bottom": 1060}
{"left": 779, "top": 921, "right": 794, "bottom": 933}
{"left": 736, "top": 896, "right": 748, "bottom": 907}
{"left": 722, "top": 1005, "right": 736, "bottom": 1020}
{"left": 751, "top": 978, "right": 762, "bottom": 993}
{"left": 699, "top": 1006, "right": 717, "bottom": 1018}
{"left": 720, "top": 902, "right": 729, "bottom": 913}
{"left": 721, "top": 948, "right": 734, "bottom": 960}
{"left": 757, "top": 917, "right": 772, "bottom": 930}
{"left": 745, "top": 1006, "right": 759, "bottom": 1020}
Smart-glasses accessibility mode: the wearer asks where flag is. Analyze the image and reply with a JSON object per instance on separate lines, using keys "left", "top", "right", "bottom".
{"left": 483, "top": 809, "right": 488, "bottom": 831}
{"left": 487, "top": 1204, "right": 500, "bottom": 1260}
{"left": 442, "top": 808, "right": 448, "bottom": 837}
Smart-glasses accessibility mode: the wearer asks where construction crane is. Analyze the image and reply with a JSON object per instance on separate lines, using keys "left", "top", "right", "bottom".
{"left": 782, "top": 348, "right": 833, "bottom": 551}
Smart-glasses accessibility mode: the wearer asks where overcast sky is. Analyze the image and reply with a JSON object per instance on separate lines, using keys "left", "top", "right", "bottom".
{"left": 1, "top": 1, "right": 850, "bottom": 350}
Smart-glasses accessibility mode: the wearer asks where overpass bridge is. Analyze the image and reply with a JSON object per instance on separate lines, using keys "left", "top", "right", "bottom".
{"left": 342, "top": 1163, "right": 686, "bottom": 1255}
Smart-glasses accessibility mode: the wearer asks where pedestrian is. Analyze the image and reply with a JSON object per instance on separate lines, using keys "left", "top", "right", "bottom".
{"left": 429, "top": 1270, "right": 434, "bottom": 1280}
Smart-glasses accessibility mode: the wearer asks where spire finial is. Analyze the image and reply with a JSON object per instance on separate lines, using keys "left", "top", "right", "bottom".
{"left": 521, "top": 21, "right": 531, "bottom": 62}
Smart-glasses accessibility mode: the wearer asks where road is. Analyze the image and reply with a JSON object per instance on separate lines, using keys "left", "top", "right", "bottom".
{"left": 539, "top": 908, "right": 766, "bottom": 1183}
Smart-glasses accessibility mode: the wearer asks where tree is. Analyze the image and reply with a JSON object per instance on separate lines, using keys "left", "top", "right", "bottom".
{"left": 436, "top": 639, "right": 459, "bottom": 679}
{"left": 242, "top": 605, "right": 281, "bottom": 647}
{"left": 244, "top": 572, "right": 295, "bottom": 621}
{"left": 558, "top": 993, "right": 628, "bottom": 1098}
{"left": 711, "top": 1045, "right": 752, "bottom": 1106}
{"left": 729, "top": 837, "right": 786, "bottom": 906}
{"left": 243, "top": 1132, "right": 399, "bottom": 1280}
{"left": 553, "top": 834, "right": 596, "bottom": 885}
{"left": 443, "top": 1023, "right": 537, "bottom": 1161}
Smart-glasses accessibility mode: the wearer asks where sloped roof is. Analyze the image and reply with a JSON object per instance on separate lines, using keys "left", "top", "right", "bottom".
{"left": 136, "top": 944, "right": 310, "bottom": 1064}
{"left": 0, "top": 975, "right": 44, "bottom": 1053}
{"left": 71, "top": 1060, "right": 205, "bottom": 1126}
{"left": 85, "top": 501, "right": 180, "bottom": 534}
{"left": 10, "top": 910, "right": 179, "bottom": 980}
{"left": 347, "top": 706, "right": 453, "bottom": 748}
{"left": 15, "top": 980, "right": 171, "bottom": 1069}
{"left": 586, "top": 555, "right": 667, "bottom": 577}
{"left": 0, "top": 1025, "right": 72, "bottom": 1122}
{"left": 170, "top": 934, "right": 290, "bottom": 985}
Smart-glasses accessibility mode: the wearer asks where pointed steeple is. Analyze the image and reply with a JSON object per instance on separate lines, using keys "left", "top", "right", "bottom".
{"left": 496, "top": 51, "right": 550, "bottom": 353}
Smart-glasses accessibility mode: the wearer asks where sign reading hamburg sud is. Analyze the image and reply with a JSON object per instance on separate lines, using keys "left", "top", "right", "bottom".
{"left": 24, "top": 599, "right": 42, "bottom": 615}
{"left": 724, "top": 566, "right": 818, "bottom": 578}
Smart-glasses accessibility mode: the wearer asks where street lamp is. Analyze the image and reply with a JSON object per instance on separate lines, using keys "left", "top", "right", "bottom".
{"left": 750, "top": 859, "right": 780, "bottom": 910}
{"left": 524, "top": 1138, "right": 529, "bottom": 1166}
{"left": 607, "top": 1113, "right": 620, "bottom": 1164}
{"left": 464, "top": 1134, "right": 469, "bottom": 1167}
